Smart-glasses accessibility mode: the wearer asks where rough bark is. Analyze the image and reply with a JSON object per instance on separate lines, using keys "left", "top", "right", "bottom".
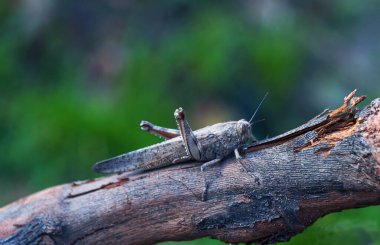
{"left": 0, "top": 90, "right": 380, "bottom": 245}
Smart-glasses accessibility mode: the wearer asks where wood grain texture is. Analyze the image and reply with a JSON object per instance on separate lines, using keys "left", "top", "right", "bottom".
{"left": 0, "top": 94, "right": 379, "bottom": 245}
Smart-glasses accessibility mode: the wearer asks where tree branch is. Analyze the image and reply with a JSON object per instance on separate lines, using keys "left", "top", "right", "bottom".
{"left": 1, "top": 91, "right": 380, "bottom": 245}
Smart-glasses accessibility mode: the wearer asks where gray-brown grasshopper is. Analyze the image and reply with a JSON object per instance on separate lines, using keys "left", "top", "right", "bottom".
{"left": 93, "top": 99, "right": 266, "bottom": 200}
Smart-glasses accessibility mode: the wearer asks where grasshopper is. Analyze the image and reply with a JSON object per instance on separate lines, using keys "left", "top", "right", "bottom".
{"left": 93, "top": 95, "right": 267, "bottom": 200}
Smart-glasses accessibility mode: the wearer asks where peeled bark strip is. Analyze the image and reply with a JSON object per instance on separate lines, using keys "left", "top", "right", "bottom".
{"left": 0, "top": 91, "right": 380, "bottom": 244}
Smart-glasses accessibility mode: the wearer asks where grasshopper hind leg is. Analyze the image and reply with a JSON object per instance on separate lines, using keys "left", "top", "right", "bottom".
{"left": 140, "top": 120, "right": 180, "bottom": 140}
{"left": 174, "top": 107, "right": 203, "bottom": 161}
{"left": 174, "top": 107, "right": 219, "bottom": 201}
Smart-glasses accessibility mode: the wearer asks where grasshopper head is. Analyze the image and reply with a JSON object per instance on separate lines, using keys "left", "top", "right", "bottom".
{"left": 236, "top": 119, "right": 252, "bottom": 144}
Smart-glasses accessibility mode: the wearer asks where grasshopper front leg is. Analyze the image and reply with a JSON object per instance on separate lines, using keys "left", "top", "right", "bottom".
{"left": 234, "top": 148, "right": 242, "bottom": 159}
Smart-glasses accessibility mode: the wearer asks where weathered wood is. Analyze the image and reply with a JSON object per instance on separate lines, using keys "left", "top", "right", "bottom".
{"left": 0, "top": 92, "right": 379, "bottom": 245}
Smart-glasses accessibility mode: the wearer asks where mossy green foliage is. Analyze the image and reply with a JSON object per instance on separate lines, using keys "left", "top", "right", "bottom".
{"left": 0, "top": 1, "right": 379, "bottom": 244}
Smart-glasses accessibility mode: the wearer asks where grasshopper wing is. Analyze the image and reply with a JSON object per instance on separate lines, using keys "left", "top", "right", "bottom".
{"left": 93, "top": 138, "right": 187, "bottom": 174}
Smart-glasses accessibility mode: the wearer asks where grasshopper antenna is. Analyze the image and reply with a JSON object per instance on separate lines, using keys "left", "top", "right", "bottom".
{"left": 249, "top": 92, "right": 268, "bottom": 125}
{"left": 250, "top": 118, "right": 266, "bottom": 125}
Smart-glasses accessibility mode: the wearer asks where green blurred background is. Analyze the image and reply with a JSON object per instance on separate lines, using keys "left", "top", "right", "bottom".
{"left": 1, "top": 1, "right": 380, "bottom": 244}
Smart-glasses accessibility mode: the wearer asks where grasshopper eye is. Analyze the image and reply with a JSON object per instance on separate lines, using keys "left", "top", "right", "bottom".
{"left": 236, "top": 119, "right": 251, "bottom": 144}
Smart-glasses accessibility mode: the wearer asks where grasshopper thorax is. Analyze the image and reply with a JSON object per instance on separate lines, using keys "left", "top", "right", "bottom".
{"left": 236, "top": 119, "right": 252, "bottom": 144}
